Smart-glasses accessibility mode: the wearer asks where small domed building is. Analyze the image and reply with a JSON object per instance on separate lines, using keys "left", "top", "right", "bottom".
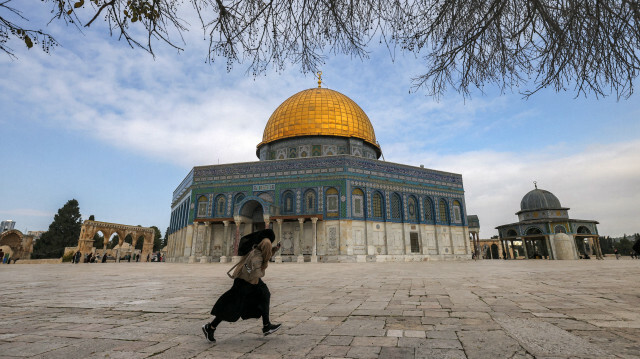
{"left": 496, "top": 184, "right": 602, "bottom": 260}
{"left": 166, "top": 84, "right": 472, "bottom": 262}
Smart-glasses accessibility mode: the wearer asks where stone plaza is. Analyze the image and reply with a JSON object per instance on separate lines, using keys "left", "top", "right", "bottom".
{"left": 1, "top": 260, "right": 639, "bottom": 358}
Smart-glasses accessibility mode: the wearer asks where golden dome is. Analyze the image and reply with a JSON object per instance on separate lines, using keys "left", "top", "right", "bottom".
{"left": 258, "top": 88, "right": 379, "bottom": 150}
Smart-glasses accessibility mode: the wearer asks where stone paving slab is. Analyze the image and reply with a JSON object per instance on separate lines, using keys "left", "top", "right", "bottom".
{"left": 1, "top": 259, "right": 639, "bottom": 358}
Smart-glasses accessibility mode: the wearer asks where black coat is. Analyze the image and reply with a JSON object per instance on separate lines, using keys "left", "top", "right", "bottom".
{"left": 211, "top": 278, "right": 270, "bottom": 322}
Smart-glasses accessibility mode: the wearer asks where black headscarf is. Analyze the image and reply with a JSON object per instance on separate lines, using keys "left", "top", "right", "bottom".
{"left": 238, "top": 229, "right": 275, "bottom": 256}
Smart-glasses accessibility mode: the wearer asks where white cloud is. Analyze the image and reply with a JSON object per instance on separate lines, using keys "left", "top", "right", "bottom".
{"left": 0, "top": 209, "right": 53, "bottom": 217}
{"left": 388, "top": 140, "right": 640, "bottom": 239}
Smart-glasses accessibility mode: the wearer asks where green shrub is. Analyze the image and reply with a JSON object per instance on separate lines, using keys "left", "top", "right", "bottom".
{"left": 61, "top": 252, "right": 74, "bottom": 263}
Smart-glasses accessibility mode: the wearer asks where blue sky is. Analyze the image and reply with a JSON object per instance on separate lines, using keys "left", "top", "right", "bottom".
{"left": 1, "top": 3, "right": 639, "bottom": 239}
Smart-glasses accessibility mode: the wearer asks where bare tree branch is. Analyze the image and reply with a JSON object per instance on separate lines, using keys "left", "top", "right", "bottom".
{"left": 3, "top": 0, "right": 640, "bottom": 99}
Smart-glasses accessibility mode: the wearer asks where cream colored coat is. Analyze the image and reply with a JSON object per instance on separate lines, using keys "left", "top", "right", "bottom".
{"left": 232, "top": 249, "right": 270, "bottom": 284}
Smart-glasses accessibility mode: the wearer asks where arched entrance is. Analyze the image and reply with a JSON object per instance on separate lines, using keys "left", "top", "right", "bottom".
{"left": 524, "top": 227, "right": 549, "bottom": 259}
{"left": 238, "top": 200, "right": 267, "bottom": 232}
{"left": 0, "top": 230, "right": 34, "bottom": 261}
{"left": 575, "top": 226, "right": 593, "bottom": 258}
{"left": 491, "top": 243, "right": 500, "bottom": 259}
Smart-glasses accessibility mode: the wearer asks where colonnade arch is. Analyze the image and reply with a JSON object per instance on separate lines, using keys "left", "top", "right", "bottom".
{"left": 0, "top": 230, "right": 34, "bottom": 260}
{"left": 77, "top": 220, "right": 155, "bottom": 261}
{"left": 574, "top": 226, "right": 603, "bottom": 259}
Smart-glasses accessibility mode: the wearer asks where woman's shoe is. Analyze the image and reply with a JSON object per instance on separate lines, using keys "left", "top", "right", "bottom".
{"left": 202, "top": 323, "right": 216, "bottom": 343}
{"left": 262, "top": 323, "right": 282, "bottom": 336}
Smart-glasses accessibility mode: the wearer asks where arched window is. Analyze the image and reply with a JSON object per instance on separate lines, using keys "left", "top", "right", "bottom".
{"left": 282, "top": 191, "right": 294, "bottom": 214}
{"left": 554, "top": 225, "right": 567, "bottom": 234}
{"left": 526, "top": 227, "right": 542, "bottom": 235}
{"left": 197, "top": 196, "right": 208, "bottom": 217}
{"left": 452, "top": 200, "right": 462, "bottom": 222}
{"left": 233, "top": 193, "right": 245, "bottom": 213}
{"left": 304, "top": 190, "right": 316, "bottom": 213}
{"left": 438, "top": 199, "right": 449, "bottom": 224}
{"left": 577, "top": 226, "right": 591, "bottom": 234}
{"left": 424, "top": 197, "right": 434, "bottom": 222}
{"left": 215, "top": 195, "right": 226, "bottom": 217}
{"left": 352, "top": 189, "right": 364, "bottom": 217}
{"left": 391, "top": 193, "right": 402, "bottom": 220}
{"left": 326, "top": 188, "right": 339, "bottom": 216}
{"left": 407, "top": 196, "right": 418, "bottom": 221}
{"left": 372, "top": 192, "right": 383, "bottom": 218}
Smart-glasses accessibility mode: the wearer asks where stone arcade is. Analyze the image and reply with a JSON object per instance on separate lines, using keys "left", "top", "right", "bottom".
{"left": 167, "top": 83, "right": 472, "bottom": 263}
{"left": 77, "top": 220, "right": 155, "bottom": 261}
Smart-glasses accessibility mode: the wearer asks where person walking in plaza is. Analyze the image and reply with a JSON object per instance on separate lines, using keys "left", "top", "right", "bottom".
{"left": 615, "top": 248, "right": 620, "bottom": 260}
{"left": 202, "top": 229, "right": 282, "bottom": 343}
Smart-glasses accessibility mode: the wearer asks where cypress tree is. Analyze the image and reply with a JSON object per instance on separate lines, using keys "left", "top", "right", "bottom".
{"left": 151, "top": 226, "right": 162, "bottom": 251}
{"left": 633, "top": 233, "right": 640, "bottom": 255}
{"left": 32, "top": 199, "right": 83, "bottom": 258}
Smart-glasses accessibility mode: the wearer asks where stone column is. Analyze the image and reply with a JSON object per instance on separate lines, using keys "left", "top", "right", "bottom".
{"left": 545, "top": 235, "right": 554, "bottom": 260}
{"left": 297, "top": 218, "right": 305, "bottom": 263}
{"left": 102, "top": 233, "right": 110, "bottom": 261}
{"left": 275, "top": 219, "right": 283, "bottom": 263}
{"left": 573, "top": 236, "right": 582, "bottom": 259}
{"left": 504, "top": 240, "right": 510, "bottom": 259}
{"left": 473, "top": 232, "right": 482, "bottom": 259}
{"left": 522, "top": 238, "right": 529, "bottom": 259}
{"left": 500, "top": 239, "right": 506, "bottom": 259}
{"left": 595, "top": 236, "right": 604, "bottom": 259}
{"left": 220, "top": 220, "right": 230, "bottom": 263}
{"left": 311, "top": 217, "right": 318, "bottom": 262}
{"left": 200, "top": 223, "right": 211, "bottom": 263}
{"left": 233, "top": 219, "right": 242, "bottom": 257}
{"left": 116, "top": 236, "right": 124, "bottom": 262}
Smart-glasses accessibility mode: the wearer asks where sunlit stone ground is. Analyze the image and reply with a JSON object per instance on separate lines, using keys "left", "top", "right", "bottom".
{"left": 1, "top": 258, "right": 639, "bottom": 358}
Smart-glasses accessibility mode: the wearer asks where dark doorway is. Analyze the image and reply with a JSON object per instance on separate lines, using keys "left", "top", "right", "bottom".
{"left": 239, "top": 200, "right": 266, "bottom": 233}
{"left": 410, "top": 233, "right": 420, "bottom": 253}
{"left": 491, "top": 244, "right": 499, "bottom": 259}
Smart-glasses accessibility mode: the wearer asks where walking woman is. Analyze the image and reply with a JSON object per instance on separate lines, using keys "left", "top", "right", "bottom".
{"left": 202, "top": 229, "right": 282, "bottom": 343}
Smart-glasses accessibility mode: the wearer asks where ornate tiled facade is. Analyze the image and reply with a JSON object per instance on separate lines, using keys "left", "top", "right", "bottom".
{"left": 167, "top": 86, "right": 471, "bottom": 263}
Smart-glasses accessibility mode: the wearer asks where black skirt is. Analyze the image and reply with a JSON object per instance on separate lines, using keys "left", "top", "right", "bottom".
{"left": 210, "top": 278, "right": 270, "bottom": 322}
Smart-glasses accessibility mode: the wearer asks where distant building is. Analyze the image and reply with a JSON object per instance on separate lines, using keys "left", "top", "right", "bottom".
{"left": 465, "top": 215, "right": 511, "bottom": 259}
{"left": 496, "top": 184, "right": 602, "bottom": 260}
{"left": 27, "top": 231, "right": 46, "bottom": 241}
{"left": 167, "top": 84, "right": 472, "bottom": 263}
{"left": 1, "top": 220, "right": 16, "bottom": 233}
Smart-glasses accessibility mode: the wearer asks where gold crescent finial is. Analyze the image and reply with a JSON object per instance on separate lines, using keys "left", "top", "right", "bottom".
{"left": 317, "top": 71, "right": 323, "bottom": 88}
